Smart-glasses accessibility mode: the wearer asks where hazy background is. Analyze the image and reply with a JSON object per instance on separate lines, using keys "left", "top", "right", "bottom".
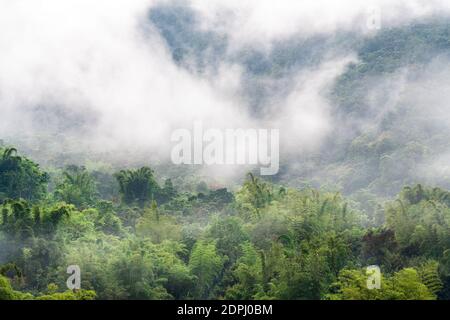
{"left": 1, "top": 0, "right": 450, "bottom": 195}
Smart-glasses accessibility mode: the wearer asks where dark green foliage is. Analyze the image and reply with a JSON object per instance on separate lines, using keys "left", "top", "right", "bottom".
{"left": 362, "top": 229, "right": 401, "bottom": 270}
{"left": 189, "top": 240, "right": 225, "bottom": 299}
{"left": 0, "top": 148, "right": 49, "bottom": 202}
{"left": 155, "top": 179, "right": 178, "bottom": 204}
{"left": 115, "top": 167, "right": 160, "bottom": 206}
{"left": 333, "top": 20, "right": 450, "bottom": 118}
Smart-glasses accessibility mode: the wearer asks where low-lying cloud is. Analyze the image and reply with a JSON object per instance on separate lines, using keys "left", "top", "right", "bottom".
{"left": 1, "top": 0, "right": 450, "bottom": 180}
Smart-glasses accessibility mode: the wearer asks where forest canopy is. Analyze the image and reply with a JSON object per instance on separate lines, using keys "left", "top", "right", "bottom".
{"left": 2, "top": 1, "right": 450, "bottom": 302}
{"left": 0, "top": 147, "right": 449, "bottom": 300}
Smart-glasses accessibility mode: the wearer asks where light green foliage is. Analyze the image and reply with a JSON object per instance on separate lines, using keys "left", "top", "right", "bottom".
{"left": 0, "top": 275, "right": 22, "bottom": 300}
{"left": 386, "top": 185, "right": 450, "bottom": 258}
{"left": 36, "top": 289, "right": 96, "bottom": 300}
{"left": 225, "top": 242, "right": 263, "bottom": 300}
{"left": 54, "top": 165, "right": 98, "bottom": 208}
{"left": 328, "top": 268, "right": 435, "bottom": 300}
{"left": 206, "top": 217, "right": 249, "bottom": 263}
{"left": 136, "top": 201, "right": 181, "bottom": 243}
{"left": 189, "top": 240, "right": 225, "bottom": 299}
{"left": 1, "top": 147, "right": 450, "bottom": 300}
{"left": 0, "top": 275, "right": 94, "bottom": 300}
{"left": 418, "top": 261, "right": 443, "bottom": 295}
{"left": 235, "top": 173, "right": 275, "bottom": 217}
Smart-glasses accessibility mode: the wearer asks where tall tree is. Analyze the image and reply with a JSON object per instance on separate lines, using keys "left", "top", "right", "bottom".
{"left": 55, "top": 166, "right": 98, "bottom": 208}
{"left": 0, "top": 148, "right": 49, "bottom": 201}
{"left": 114, "top": 167, "right": 160, "bottom": 206}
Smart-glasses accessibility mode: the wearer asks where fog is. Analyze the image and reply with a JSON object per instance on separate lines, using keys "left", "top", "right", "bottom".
{"left": 0, "top": 0, "right": 253, "bottom": 158}
{"left": 189, "top": 0, "right": 450, "bottom": 47}
{"left": 1, "top": 0, "right": 450, "bottom": 187}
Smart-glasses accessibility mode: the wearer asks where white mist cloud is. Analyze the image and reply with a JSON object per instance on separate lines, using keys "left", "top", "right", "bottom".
{"left": 274, "top": 55, "right": 356, "bottom": 154}
{"left": 0, "top": 0, "right": 253, "bottom": 158}
{"left": 1, "top": 0, "right": 450, "bottom": 175}
{"left": 351, "top": 55, "right": 450, "bottom": 188}
{"left": 188, "top": 0, "right": 450, "bottom": 48}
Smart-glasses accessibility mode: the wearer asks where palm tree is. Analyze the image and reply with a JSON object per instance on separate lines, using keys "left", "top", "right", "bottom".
{"left": 115, "top": 167, "right": 159, "bottom": 206}
{"left": 55, "top": 166, "right": 97, "bottom": 207}
{"left": 0, "top": 148, "right": 21, "bottom": 173}
{"left": 2, "top": 147, "right": 18, "bottom": 160}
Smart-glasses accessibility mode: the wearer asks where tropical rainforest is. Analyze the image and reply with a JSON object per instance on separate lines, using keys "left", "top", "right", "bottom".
{"left": 2, "top": 1, "right": 450, "bottom": 300}
{"left": 0, "top": 145, "right": 449, "bottom": 300}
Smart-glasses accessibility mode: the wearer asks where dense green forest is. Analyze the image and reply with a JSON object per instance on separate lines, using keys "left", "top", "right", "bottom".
{"left": 2, "top": 2, "right": 450, "bottom": 302}
{"left": 1, "top": 146, "right": 450, "bottom": 300}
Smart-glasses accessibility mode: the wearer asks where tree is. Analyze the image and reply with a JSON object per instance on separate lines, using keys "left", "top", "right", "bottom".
{"left": 1, "top": 199, "right": 35, "bottom": 240}
{"left": 55, "top": 166, "right": 98, "bottom": 208}
{"left": 155, "top": 179, "right": 177, "bottom": 204}
{"left": 115, "top": 167, "right": 160, "bottom": 206}
{"left": 417, "top": 261, "right": 443, "bottom": 296}
{"left": 328, "top": 268, "right": 436, "bottom": 300}
{"left": 189, "top": 240, "right": 225, "bottom": 299}
{"left": 236, "top": 173, "right": 274, "bottom": 217}
{"left": 0, "top": 275, "right": 21, "bottom": 300}
{"left": 0, "top": 147, "right": 49, "bottom": 201}
{"left": 362, "top": 228, "right": 402, "bottom": 271}
{"left": 225, "top": 242, "right": 263, "bottom": 300}
{"left": 36, "top": 289, "right": 96, "bottom": 300}
{"left": 136, "top": 201, "right": 181, "bottom": 243}
{"left": 0, "top": 275, "right": 95, "bottom": 300}
{"left": 386, "top": 185, "right": 450, "bottom": 259}
{"left": 207, "top": 217, "right": 249, "bottom": 264}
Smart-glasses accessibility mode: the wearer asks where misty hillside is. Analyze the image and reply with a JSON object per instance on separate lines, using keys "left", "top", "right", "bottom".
{"left": 150, "top": 8, "right": 450, "bottom": 198}
{"left": 2, "top": 1, "right": 450, "bottom": 302}
{"left": 4, "top": 8, "right": 450, "bottom": 198}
